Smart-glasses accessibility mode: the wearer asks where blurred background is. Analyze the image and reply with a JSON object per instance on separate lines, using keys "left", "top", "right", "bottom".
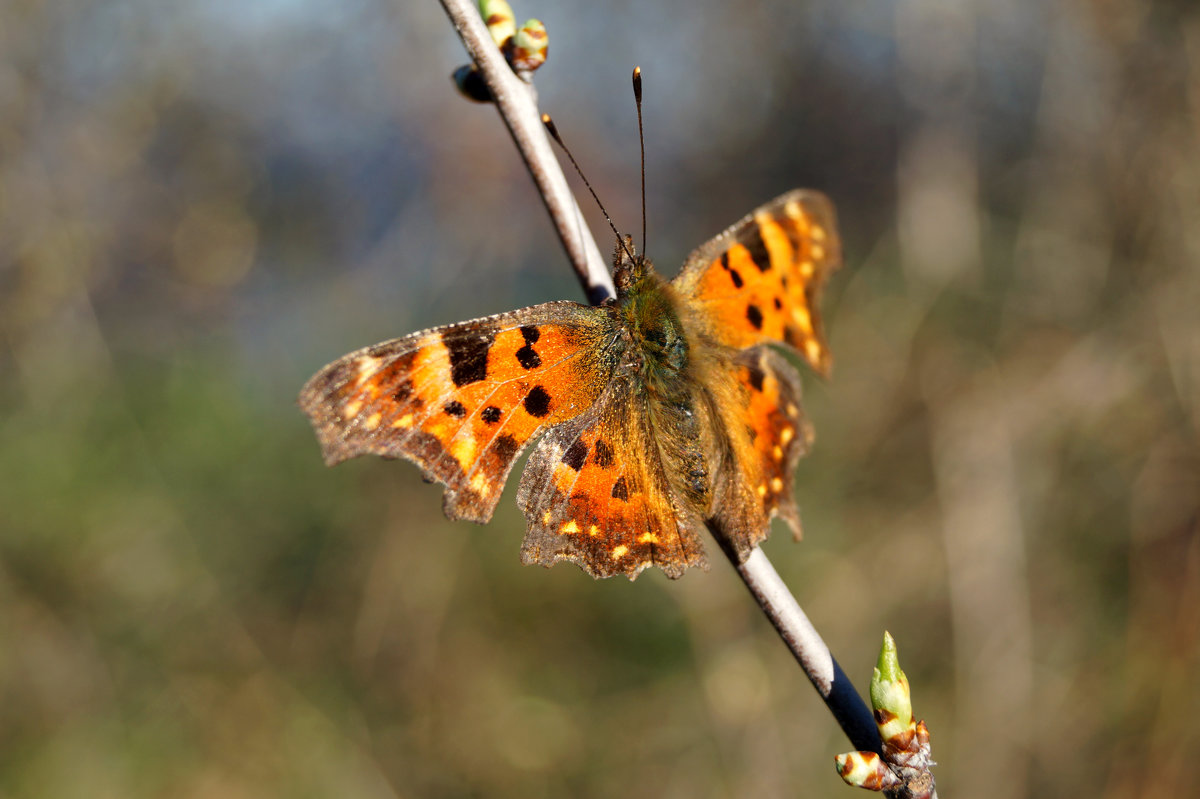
{"left": 2, "top": 0, "right": 1197, "bottom": 796}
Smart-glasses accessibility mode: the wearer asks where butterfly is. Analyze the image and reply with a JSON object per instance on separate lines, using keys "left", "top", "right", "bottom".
{"left": 299, "top": 190, "right": 840, "bottom": 579}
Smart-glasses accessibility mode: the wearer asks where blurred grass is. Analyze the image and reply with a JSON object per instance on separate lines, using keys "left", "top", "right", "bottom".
{"left": 2, "top": 0, "right": 1199, "bottom": 797}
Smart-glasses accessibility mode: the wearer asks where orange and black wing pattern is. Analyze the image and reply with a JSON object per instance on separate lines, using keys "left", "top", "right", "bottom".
{"left": 517, "top": 375, "right": 708, "bottom": 579}
{"left": 299, "top": 188, "right": 842, "bottom": 580}
{"left": 673, "top": 190, "right": 841, "bottom": 375}
{"left": 299, "top": 301, "right": 616, "bottom": 523}
{"left": 702, "top": 346, "right": 815, "bottom": 558}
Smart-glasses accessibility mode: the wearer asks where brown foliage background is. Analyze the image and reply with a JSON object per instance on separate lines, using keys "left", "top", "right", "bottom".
{"left": 1, "top": 1, "right": 1198, "bottom": 796}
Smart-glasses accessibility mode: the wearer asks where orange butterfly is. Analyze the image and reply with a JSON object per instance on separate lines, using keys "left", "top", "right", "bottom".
{"left": 300, "top": 191, "right": 840, "bottom": 578}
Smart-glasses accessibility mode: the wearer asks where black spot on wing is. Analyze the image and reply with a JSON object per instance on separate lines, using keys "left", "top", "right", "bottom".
{"left": 746, "top": 304, "right": 764, "bottom": 330}
{"left": 592, "top": 439, "right": 614, "bottom": 468}
{"left": 515, "top": 325, "right": 542, "bottom": 369}
{"left": 494, "top": 433, "right": 519, "bottom": 466}
{"left": 523, "top": 385, "right": 551, "bottom": 418}
{"left": 516, "top": 347, "right": 541, "bottom": 369}
{"left": 745, "top": 225, "right": 771, "bottom": 272}
{"left": 746, "top": 364, "right": 765, "bottom": 392}
{"left": 562, "top": 438, "right": 588, "bottom": 471}
{"left": 720, "top": 252, "right": 744, "bottom": 288}
{"left": 445, "top": 325, "right": 497, "bottom": 386}
{"left": 443, "top": 400, "right": 466, "bottom": 418}
{"left": 392, "top": 380, "right": 414, "bottom": 402}
{"left": 611, "top": 476, "right": 629, "bottom": 501}
{"left": 481, "top": 405, "right": 501, "bottom": 424}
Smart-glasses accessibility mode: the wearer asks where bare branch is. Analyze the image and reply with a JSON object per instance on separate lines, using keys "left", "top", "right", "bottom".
{"left": 438, "top": 0, "right": 613, "bottom": 304}
{"left": 724, "top": 544, "right": 883, "bottom": 755}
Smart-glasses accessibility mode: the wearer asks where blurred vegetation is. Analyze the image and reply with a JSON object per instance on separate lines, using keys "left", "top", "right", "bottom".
{"left": 2, "top": 0, "right": 1198, "bottom": 797}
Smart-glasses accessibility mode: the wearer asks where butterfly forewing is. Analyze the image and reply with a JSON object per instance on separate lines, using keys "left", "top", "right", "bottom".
{"left": 299, "top": 301, "right": 617, "bottom": 523}
{"left": 673, "top": 190, "right": 841, "bottom": 375}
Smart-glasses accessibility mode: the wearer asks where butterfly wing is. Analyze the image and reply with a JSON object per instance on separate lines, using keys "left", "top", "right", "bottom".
{"left": 672, "top": 190, "right": 841, "bottom": 375}
{"left": 702, "top": 346, "right": 814, "bottom": 557}
{"left": 299, "top": 301, "right": 618, "bottom": 523}
{"left": 517, "top": 375, "right": 709, "bottom": 579}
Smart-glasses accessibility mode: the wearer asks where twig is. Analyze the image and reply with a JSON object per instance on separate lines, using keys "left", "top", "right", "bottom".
{"left": 436, "top": 0, "right": 886, "bottom": 773}
{"left": 720, "top": 541, "right": 883, "bottom": 755}
{"left": 438, "top": 0, "right": 613, "bottom": 305}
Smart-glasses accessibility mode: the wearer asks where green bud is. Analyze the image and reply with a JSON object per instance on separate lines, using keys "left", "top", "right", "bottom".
{"left": 835, "top": 751, "right": 900, "bottom": 791}
{"left": 478, "top": 0, "right": 516, "bottom": 47}
{"left": 870, "top": 631, "right": 913, "bottom": 731}
{"left": 510, "top": 19, "right": 548, "bottom": 72}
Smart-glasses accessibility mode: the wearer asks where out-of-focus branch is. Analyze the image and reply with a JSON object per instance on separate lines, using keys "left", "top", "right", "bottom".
{"left": 436, "top": 0, "right": 907, "bottom": 789}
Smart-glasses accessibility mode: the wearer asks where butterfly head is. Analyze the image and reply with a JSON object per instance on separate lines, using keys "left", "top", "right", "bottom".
{"left": 606, "top": 233, "right": 693, "bottom": 394}
{"left": 612, "top": 234, "right": 657, "bottom": 299}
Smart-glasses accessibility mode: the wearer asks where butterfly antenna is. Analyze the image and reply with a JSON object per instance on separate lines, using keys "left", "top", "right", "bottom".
{"left": 541, "top": 113, "right": 637, "bottom": 264}
{"left": 633, "top": 66, "right": 646, "bottom": 257}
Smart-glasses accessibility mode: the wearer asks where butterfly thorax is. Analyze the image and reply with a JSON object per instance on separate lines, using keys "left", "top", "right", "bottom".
{"left": 614, "top": 256, "right": 690, "bottom": 396}
{"left": 612, "top": 252, "right": 713, "bottom": 510}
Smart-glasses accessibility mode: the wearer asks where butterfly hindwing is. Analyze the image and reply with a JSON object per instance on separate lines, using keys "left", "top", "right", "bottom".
{"left": 517, "top": 375, "right": 709, "bottom": 579}
{"left": 673, "top": 190, "right": 841, "bottom": 375}
{"left": 705, "top": 346, "right": 814, "bottom": 558}
{"left": 299, "top": 301, "right": 617, "bottom": 523}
